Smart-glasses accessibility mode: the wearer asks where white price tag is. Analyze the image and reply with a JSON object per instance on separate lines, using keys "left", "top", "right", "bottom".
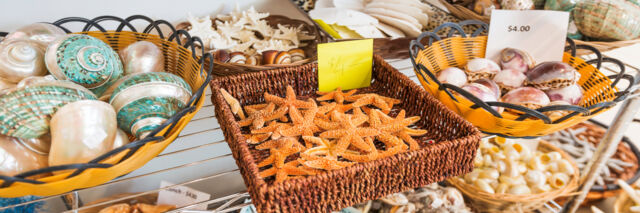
{"left": 157, "top": 181, "right": 211, "bottom": 210}
{"left": 485, "top": 10, "right": 569, "bottom": 63}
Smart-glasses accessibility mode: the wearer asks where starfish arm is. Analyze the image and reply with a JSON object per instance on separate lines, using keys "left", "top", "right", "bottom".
{"left": 264, "top": 92, "right": 286, "bottom": 105}
{"left": 259, "top": 167, "right": 277, "bottom": 178}
{"left": 334, "top": 136, "right": 352, "bottom": 153}
{"left": 403, "top": 127, "right": 427, "bottom": 136}
{"left": 319, "top": 129, "right": 349, "bottom": 138}
{"left": 342, "top": 151, "right": 379, "bottom": 163}
{"left": 316, "top": 92, "right": 336, "bottom": 101}
{"left": 377, "top": 133, "right": 404, "bottom": 147}
{"left": 256, "top": 140, "right": 279, "bottom": 150}
{"left": 252, "top": 116, "right": 266, "bottom": 129}
{"left": 257, "top": 155, "right": 275, "bottom": 167}
{"left": 396, "top": 131, "right": 421, "bottom": 150}
{"left": 293, "top": 99, "right": 315, "bottom": 108}
{"left": 351, "top": 95, "right": 375, "bottom": 108}
{"left": 245, "top": 133, "right": 271, "bottom": 144}
{"left": 265, "top": 106, "right": 288, "bottom": 122}
{"left": 317, "top": 102, "right": 336, "bottom": 115}
{"left": 238, "top": 117, "right": 254, "bottom": 127}
{"left": 280, "top": 126, "right": 304, "bottom": 137}
{"left": 350, "top": 136, "right": 374, "bottom": 152}
{"left": 275, "top": 169, "right": 288, "bottom": 183}
{"left": 355, "top": 127, "right": 380, "bottom": 137}
{"left": 314, "top": 119, "right": 340, "bottom": 130}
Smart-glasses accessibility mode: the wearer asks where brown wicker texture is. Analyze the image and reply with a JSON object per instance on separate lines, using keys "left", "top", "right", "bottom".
{"left": 447, "top": 141, "right": 580, "bottom": 213}
{"left": 176, "top": 15, "right": 326, "bottom": 77}
{"left": 210, "top": 55, "right": 482, "bottom": 212}
{"left": 439, "top": 0, "right": 491, "bottom": 23}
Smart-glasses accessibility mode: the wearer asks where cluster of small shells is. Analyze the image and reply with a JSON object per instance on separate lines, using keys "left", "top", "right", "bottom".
{"left": 437, "top": 48, "right": 583, "bottom": 115}
{"left": 339, "top": 183, "right": 471, "bottom": 213}
{"left": 544, "top": 125, "right": 635, "bottom": 186}
{"left": 466, "top": 0, "right": 534, "bottom": 16}
{"left": 460, "top": 138, "right": 575, "bottom": 195}
{"left": 186, "top": 6, "right": 313, "bottom": 65}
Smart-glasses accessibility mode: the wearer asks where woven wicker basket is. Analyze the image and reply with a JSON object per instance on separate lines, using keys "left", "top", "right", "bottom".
{"left": 0, "top": 15, "right": 213, "bottom": 197}
{"left": 447, "top": 140, "right": 579, "bottom": 213}
{"left": 210, "top": 55, "right": 482, "bottom": 212}
{"left": 439, "top": 0, "right": 491, "bottom": 23}
{"left": 410, "top": 22, "right": 633, "bottom": 138}
{"left": 176, "top": 15, "right": 326, "bottom": 77}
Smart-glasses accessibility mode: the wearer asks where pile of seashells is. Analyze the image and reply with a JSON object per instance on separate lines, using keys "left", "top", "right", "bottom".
{"left": 338, "top": 183, "right": 471, "bottom": 213}
{"left": 460, "top": 138, "right": 575, "bottom": 195}
{"left": 185, "top": 6, "right": 314, "bottom": 65}
{"left": 0, "top": 23, "right": 192, "bottom": 177}
{"left": 437, "top": 48, "right": 583, "bottom": 116}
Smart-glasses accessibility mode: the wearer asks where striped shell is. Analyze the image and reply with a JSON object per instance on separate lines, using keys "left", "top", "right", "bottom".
{"left": 45, "top": 35, "right": 124, "bottom": 96}
{"left": 109, "top": 72, "right": 192, "bottom": 139}
{"left": 0, "top": 80, "right": 97, "bottom": 139}
{"left": 572, "top": 0, "right": 640, "bottom": 41}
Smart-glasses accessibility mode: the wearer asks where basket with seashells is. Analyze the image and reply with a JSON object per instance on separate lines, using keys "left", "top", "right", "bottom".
{"left": 0, "top": 15, "right": 213, "bottom": 197}
{"left": 447, "top": 137, "right": 579, "bottom": 212}
{"left": 176, "top": 6, "right": 326, "bottom": 76}
{"left": 410, "top": 22, "right": 633, "bottom": 138}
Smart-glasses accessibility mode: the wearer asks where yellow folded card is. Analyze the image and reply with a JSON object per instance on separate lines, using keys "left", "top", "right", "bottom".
{"left": 318, "top": 39, "right": 373, "bottom": 92}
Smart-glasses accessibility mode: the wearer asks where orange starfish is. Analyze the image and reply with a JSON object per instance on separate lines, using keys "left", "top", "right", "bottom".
{"left": 316, "top": 87, "right": 358, "bottom": 104}
{"left": 280, "top": 101, "right": 321, "bottom": 137}
{"left": 315, "top": 107, "right": 368, "bottom": 130}
{"left": 245, "top": 103, "right": 288, "bottom": 122}
{"left": 319, "top": 112, "right": 379, "bottom": 153}
{"left": 238, "top": 103, "right": 288, "bottom": 129}
{"left": 302, "top": 136, "right": 342, "bottom": 158}
{"left": 377, "top": 110, "right": 426, "bottom": 150}
{"left": 265, "top": 85, "right": 315, "bottom": 112}
{"left": 348, "top": 94, "right": 401, "bottom": 113}
{"left": 315, "top": 102, "right": 337, "bottom": 119}
{"left": 298, "top": 153, "right": 354, "bottom": 170}
{"left": 259, "top": 160, "right": 316, "bottom": 183}
{"left": 244, "top": 133, "right": 271, "bottom": 144}
{"left": 256, "top": 137, "right": 305, "bottom": 168}
{"left": 341, "top": 137, "right": 379, "bottom": 163}
{"left": 251, "top": 121, "right": 290, "bottom": 140}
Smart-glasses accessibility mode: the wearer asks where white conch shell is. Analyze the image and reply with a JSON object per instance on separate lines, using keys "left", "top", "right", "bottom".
{"left": 473, "top": 179, "right": 495, "bottom": 194}
{"left": 549, "top": 173, "right": 569, "bottom": 188}
{"left": 525, "top": 170, "right": 547, "bottom": 187}
{"left": 0, "top": 134, "right": 48, "bottom": 176}
{"left": 5, "top": 23, "right": 66, "bottom": 45}
{"left": 556, "top": 159, "right": 575, "bottom": 175}
{"left": 49, "top": 100, "right": 117, "bottom": 166}
{"left": 528, "top": 155, "right": 547, "bottom": 171}
{"left": 0, "top": 39, "right": 47, "bottom": 83}
{"left": 119, "top": 41, "right": 164, "bottom": 76}
{"left": 473, "top": 153, "right": 483, "bottom": 167}
{"left": 504, "top": 159, "right": 520, "bottom": 177}
{"left": 508, "top": 184, "right": 531, "bottom": 195}
{"left": 540, "top": 152, "right": 562, "bottom": 164}
{"left": 532, "top": 184, "right": 552, "bottom": 193}
{"left": 464, "top": 169, "right": 481, "bottom": 183}
{"left": 479, "top": 168, "right": 499, "bottom": 180}
{"left": 482, "top": 154, "right": 493, "bottom": 167}
{"left": 496, "top": 183, "right": 509, "bottom": 194}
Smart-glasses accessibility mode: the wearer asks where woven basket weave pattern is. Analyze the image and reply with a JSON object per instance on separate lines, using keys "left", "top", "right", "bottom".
{"left": 210, "top": 55, "right": 482, "bottom": 212}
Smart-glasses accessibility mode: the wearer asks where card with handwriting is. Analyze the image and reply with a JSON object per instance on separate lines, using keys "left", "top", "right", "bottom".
{"left": 318, "top": 39, "right": 373, "bottom": 92}
{"left": 486, "top": 10, "right": 569, "bottom": 63}
{"left": 157, "top": 181, "right": 211, "bottom": 210}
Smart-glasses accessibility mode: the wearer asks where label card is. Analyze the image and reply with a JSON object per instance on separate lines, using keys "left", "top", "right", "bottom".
{"left": 157, "top": 181, "right": 211, "bottom": 210}
{"left": 485, "top": 10, "right": 569, "bottom": 63}
{"left": 318, "top": 39, "right": 373, "bottom": 92}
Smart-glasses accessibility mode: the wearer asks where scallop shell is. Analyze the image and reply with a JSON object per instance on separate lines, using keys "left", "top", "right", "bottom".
{"left": 45, "top": 34, "right": 124, "bottom": 96}
{"left": 5, "top": 23, "right": 66, "bottom": 45}
{"left": 0, "top": 80, "right": 97, "bottom": 139}
{"left": 119, "top": 41, "right": 164, "bottom": 76}
{"left": 109, "top": 72, "right": 192, "bottom": 139}
{"left": 49, "top": 100, "right": 117, "bottom": 166}
{"left": 0, "top": 39, "right": 48, "bottom": 83}
{"left": 0, "top": 134, "right": 48, "bottom": 177}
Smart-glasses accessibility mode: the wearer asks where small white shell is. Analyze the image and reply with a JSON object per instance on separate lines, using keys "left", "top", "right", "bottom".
{"left": 499, "top": 175, "right": 526, "bottom": 186}
{"left": 474, "top": 154, "right": 484, "bottom": 167}
{"left": 443, "top": 187, "right": 466, "bottom": 207}
{"left": 504, "top": 159, "right": 521, "bottom": 177}
{"left": 479, "top": 168, "right": 500, "bottom": 180}
{"left": 557, "top": 159, "right": 575, "bottom": 175}
{"left": 532, "top": 184, "right": 552, "bottom": 193}
{"left": 464, "top": 170, "right": 481, "bottom": 183}
{"left": 437, "top": 67, "right": 468, "bottom": 87}
{"left": 496, "top": 183, "right": 509, "bottom": 194}
{"left": 482, "top": 154, "right": 493, "bottom": 167}
{"left": 494, "top": 160, "right": 507, "bottom": 173}
{"left": 473, "top": 179, "right": 495, "bottom": 194}
{"left": 541, "top": 152, "right": 562, "bottom": 164}
{"left": 508, "top": 184, "right": 531, "bottom": 195}
{"left": 528, "top": 156, "right": 547, "bottom": 171}
{"left": 549, "top": 173, "right": 570, "bottom": 188}
{"left": 525, "top": 170, "right": 547, "bottom": 187}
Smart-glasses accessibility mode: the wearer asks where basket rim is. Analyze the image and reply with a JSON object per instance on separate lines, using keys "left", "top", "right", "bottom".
{"left": 209, "top": 54, "right": 483, "bottom": 211}
{"left": 0, "top": 15, "right": 214, "bottom": 189}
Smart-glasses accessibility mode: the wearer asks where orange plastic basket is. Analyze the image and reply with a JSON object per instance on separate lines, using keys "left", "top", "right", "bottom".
{"left": 0, "top": 15, "right": 213, "bottom": 197}
{"left": 409, "top": 22, "right": 633, "bottom": 138}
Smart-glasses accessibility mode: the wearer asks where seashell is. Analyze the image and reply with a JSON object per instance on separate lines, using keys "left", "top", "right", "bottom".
{"left": 262, "top": 50, "right": 292, "bottom": 65}
{"left": 379, "top": 193, "right": 409, "bottom": 206}
{"left": 0, "top": 134, "right": 48, "bottom": 177}
{"left": 473, "top": 0, "right": 500, "bottom": 16}
{"left": 544, "top": 0, "right": 578, "bottom": 11}
{"left": 16, "top": 75, "right": 55, "bottom": 88}
{"left": 532, "top": 184, "right": 552, "bottom": 193}
{"left": 45, "top": 34, "right": 124, "bottom": 96}
{"left": 483, "top": 154, "right": 493, "bottom": 166}
{"left": 540, "top": 151, "right": 562, "bottom": 164}
{"left": 98, "top": 77, "right": 127, "bottom": 102}
{"left": 49, "top": 100, "right": 117, "bottom": 166}
{"left": 502, "top": 87, "right": 550, "bottom": 109}
{"left": 549, "top": 173, "right": 569, "bottom": 188}
{"left": 545, "top": 84, "right": 583, "bottom": 105}
{"left": 543, "top": 100, "right": 573, "bottom": 117}
{"left": 504, "top": 159, "right": 521, "bottom": 177}
{"left": 474, "top": 78, "right": 501, "bottom": 98}
{"left": 503, "top": 141, "right": 531, "bottom": 160}
{"left": 246, "top": 54, "right": 260, "bottom": 65}
{"left": 464, "top": 170, "right": 481, "bottom": 183}
{"left": 213, "top": 49, "right": 230, "bottom": 63}
{"left": 473, "top": 179, "right": 495, "bottom": 194}
{"left": 572, "top": 0, "right": 640, "bottom": 41}
{"left": 493, "top": 68, "right": 527, "bottom": 92}
{"left": 112, "top": 129, "right": 130, "bottom": 149}
{"left": 109, "top": 72, "right": 192, "bottom": 139}
{"left": 556, "top": 159, "right": 575, "bottom": 174}
{"left": 229, "top": 52, "right": 247, "bottom": 64}
{"left": 437, "top": 67, "right": 468, "bottom": 87}
{"left": 5, "top": 23, "right": 66, "bottom": 45}
{"left": 462, "top": 83, "right": 501, "bottom": 112}
{"left": 501, "top": 0, "right": 535, "bottom": 10}
{"left": 474, "top": 153, "right": 484, "bottom": 167}
{"left": 479, "top": 168, "right": 500, "bottom": 180}
{"left": 0, "top": 79, "right": 15, "bottom": 95}
{"left": 525, "top": 170, "right": 547, "bottom": 186}
{"left": 496, "top": 183, "right": 509, "bottom": 194}
{"left": 464, "top": 58, "right": 501, "bottom": 81}
{"left": 508, "top": 184, "right": 531, "bottom": 195}
{"left": 16, "top": 133, "right": 50, "bottom": 155}
{"left": 0, "top": 80, "right": 97, "bottom": 139}
{"left": 442, "top": 187, "right": 465, "bottom": 206}
{"left": 500, "top": 48, "right": 535, "bottom": 73}
{"left": 119, "top": 41, "right": 164, "bottom": 76}
{"left": 526, "top": 61, "right": 579, "bottom": 90}
{"left": 499, "top": 175, "right": 527, "bottom": 185}
{"left": 0, "top": 39, "right": 48, "bottom": 83}
{"left": 494, "top": 159, "right": 507, "bottom": 173}
{"left": 288, "top": 48, "right": 305, "bottom": 62}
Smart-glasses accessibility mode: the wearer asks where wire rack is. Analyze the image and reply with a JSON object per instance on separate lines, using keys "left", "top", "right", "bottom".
{"left": 0, "top": 57, "right": 637, "bottom": 213}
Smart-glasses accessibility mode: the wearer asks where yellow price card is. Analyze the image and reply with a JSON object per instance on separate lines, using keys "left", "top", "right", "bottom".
{"left": 318, "top": 39, "right": 373, "bottom": 92}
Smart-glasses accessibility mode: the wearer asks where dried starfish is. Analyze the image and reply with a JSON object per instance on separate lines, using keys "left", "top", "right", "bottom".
{"left": 316, "top": 87, "right": 358, "bottom": 104}
{"left": 259, "top": 160, "right": 316, "bottom": 183}
{"left": 315, "top": 102, "right": 336, "bottom": 119}
{"left": 280, "top": 101, "right": 321, "bottom": 137}
{"left": 265, "top": 86, "right": 315, "bottom": 113}
{"left": 220, "top": 88, "right": 245, "bottom": 119}
{"left": 256, "top": 137, "right": 305, "bottom": 168}
{"left": 319, "top": 112, "right": 380, "bottom": 153}
{"left": 245, "top": 103, "right": 288, "bottom": 122}
{"left": 377, "top": 110, "right": 426, "bottom": 150}
{"left": 302, "top": 136, "right": 342, "bottom": 158}
{"left": 244, "top": 133, "right": 271, "bottom": 144}
{"left": 348, "top": 94, "right": 401, "bottom": 113}
{"left": 238, "top": 103, "right": 288, "bottom": 129}
{"left": 315, "top": 107, "right": 368, "bottom": 130}
{"left": 251, "top": 121, "right": 290, "bottom": 140}
{"left": 299, "top": 153, "right": 354, "bottom": 170}
{"left": 341, "top": 137, "right": 379, "bottom": 163}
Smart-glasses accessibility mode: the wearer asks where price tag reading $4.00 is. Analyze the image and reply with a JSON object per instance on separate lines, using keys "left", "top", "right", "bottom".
{"left": 485, "top": 10, "right": 569, "bottom": 63}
